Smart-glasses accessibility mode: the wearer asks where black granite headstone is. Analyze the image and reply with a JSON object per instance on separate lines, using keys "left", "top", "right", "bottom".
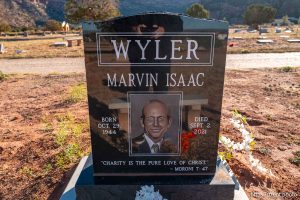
{"left": 82, "top": 13, "right": 228, "bottom": 182}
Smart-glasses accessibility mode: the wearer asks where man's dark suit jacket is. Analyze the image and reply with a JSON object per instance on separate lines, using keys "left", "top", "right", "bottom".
{"left": 132, "top": 134, "right": 177, "bottom": 154}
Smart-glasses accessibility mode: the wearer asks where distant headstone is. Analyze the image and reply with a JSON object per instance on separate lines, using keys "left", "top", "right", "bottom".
{"left": 258, "top": 36, "right": 268, "bottom": 39}
{"left": 257, "top": 39, "right": 274, "bottom": 43}
{"left": 259, "top": 28, "right": 269, "bottom": 34}
{"left": 16, "top": 50, "right": 26, "bottom": 54}
{"left": 248, "top": 30, "right": 257, "bottom": 33}
{"left": 233, "top": 36, "right": 243, "bottom": 40}
{"left": 280, "top": 35, "right": 289, "bottom": 38}
{"left": 52, "top": 42, "right": 67, "bottom": 47}
{"left": 0, "top": 44, "right": 5, "bottom": 54}
{"left": 287, "top": 39, "right": 300, "bottom": 43}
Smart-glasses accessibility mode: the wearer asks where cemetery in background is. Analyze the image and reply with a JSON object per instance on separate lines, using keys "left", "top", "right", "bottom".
{"left": 0, "top": 25, "right": 299, "bottom": 59}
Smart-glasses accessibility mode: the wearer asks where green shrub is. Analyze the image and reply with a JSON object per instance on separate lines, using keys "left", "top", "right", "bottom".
{"left": 0, "top": 21, "right": 11, "bottom": 32}
{"left": 289, "top": 151, "right": 300, "bottom": 166}
{"left": 186, "top": 3, "right": 209, "bottom": 18}
{"left": 258, "top": 147, "right": 271, "bottom": 155}
{"left": 45, "top": 20, "right": 62, "bottom": 31}
{"left": 280, "top": 66, "right": 293, "bottom": 72}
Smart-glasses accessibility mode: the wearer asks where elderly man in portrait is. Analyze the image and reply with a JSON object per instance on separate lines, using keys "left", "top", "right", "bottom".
{"left": 132, "top": 99, "right": 177, "bottom": 154}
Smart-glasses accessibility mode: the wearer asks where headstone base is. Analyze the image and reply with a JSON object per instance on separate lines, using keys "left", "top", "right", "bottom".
{"left": 73, "top": 154, "right": 235, "bottom": 200}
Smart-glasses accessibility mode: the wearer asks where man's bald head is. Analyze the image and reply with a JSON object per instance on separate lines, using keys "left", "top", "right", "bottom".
{"left": 140, "top": 99, "right": 172, "bottom": 143}
{"left": 141, "top": 99, "right": 170, "bottom": 120}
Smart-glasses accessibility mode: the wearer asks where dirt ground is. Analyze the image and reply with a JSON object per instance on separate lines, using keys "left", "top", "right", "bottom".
{"left": 0, "top": 68, "right": 299, "bottom": 200}
{"left": 0, "top": 37, "right": 84, "bottom": 59}
{"left": 222, "top": 67, "right": 300, "bottom": 199}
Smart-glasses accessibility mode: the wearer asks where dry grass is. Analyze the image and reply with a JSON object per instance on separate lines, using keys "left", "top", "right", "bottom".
{"left": 228, "top": 25, "right": 300, "bottom": 54}
{"left": 0, "top": 37, "right": 84, "bottom": 59}
{"left": 229, "top": 26, "right": 300, "bottom": 39}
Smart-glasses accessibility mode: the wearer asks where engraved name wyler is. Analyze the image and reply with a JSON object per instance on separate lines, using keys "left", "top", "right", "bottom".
{"left": 111, "top": 39, "right": 203, "bottom": 60}
{"left": 97, "top": 33, "right": 215, "bottom": 66}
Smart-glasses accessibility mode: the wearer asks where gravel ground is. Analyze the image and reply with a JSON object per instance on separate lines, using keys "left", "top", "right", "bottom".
{"left": 226, "top": 52, "right": 300, "bottom": 69}
{"left": 0, "top": 52, "right": 299, "bottom": 74}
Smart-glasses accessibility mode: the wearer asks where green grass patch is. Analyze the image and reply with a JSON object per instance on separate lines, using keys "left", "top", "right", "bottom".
{"left": 72, "top": 124, "right": 85, "bottom": 136}
{"left": 66, "top": 83, "right": 87, "bottom": 103}
{"left": 55, "top": 126, "right": 68, "bottom": 146}
{"left": 0, "top": 70, "right": 8, "bottom": 81}
{"left": 41, "top": 163, "right": 53, "bottom": 175}
{"left": 279, "top": 66, "right": 294, "bottom": 72}
{"left": 258, "top": 147, "right": 271, "bottom": 155}
{"left": 41, "top": 112, "right": 89, "bottom": 169}
{"left": 20, "top": 163, "right": 55, "bottom": 178}
{"left": 289, "top": 151, "right": 300, "bottom": 166}
{"left": 265, "top": 114, "right": 275, "bottom": 121}
{"left": 56, "top": 143, "right": 83, "bottom": 169}
{"left": 65, "top": 143, "right": 82, "bottom": 161}
{"left": 40, "top": 116, "right": 54, "bottom": 133}
{"left": 54, "top": 112, "right": 87, "bottom": 146}
{"left": 241, "top": 49, "right": 249, "bottom": 54}
{"left": 19, "top": 166, "right": 35, "bottom": 177}
{"left": 218, "top": 151, "right": 233, "bottom": 161}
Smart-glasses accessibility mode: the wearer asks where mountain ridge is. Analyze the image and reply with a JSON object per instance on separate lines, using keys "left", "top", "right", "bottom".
{"left": 0, "top": 0, "right": 48, "bottom": 28}
{"left": 0, "top": 0, "right": 299, "bottom": 28}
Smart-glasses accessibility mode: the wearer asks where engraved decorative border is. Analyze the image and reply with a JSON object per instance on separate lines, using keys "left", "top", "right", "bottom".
{"left": 96, "top": 32, "right": 215, "bottom": 66}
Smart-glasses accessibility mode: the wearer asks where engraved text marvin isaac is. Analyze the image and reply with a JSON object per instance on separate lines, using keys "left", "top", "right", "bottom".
{"left": 106, "top": 38, "right": 208, "bottom": 88}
